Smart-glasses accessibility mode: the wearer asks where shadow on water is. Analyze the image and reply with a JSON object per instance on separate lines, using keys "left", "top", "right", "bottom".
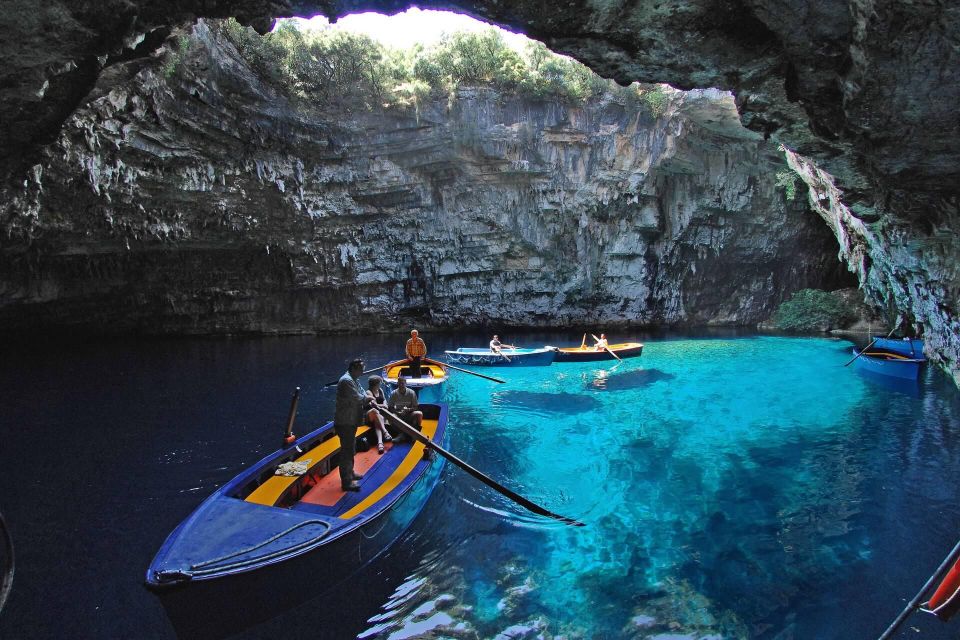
{"left": 491, "top": 390, "right": 601, "bottom": 414}
{"left": 854, "top": 368, "right": 923, "bottom": 398}
{"left": 588, "top": 368, "right": 675, "bottom": 391}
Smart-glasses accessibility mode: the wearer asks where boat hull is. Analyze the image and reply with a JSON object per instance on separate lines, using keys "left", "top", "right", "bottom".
{"left": 147, "top": 404, "right": 448, "bottom": 638}
{"left": 852, "top": 348, "right": 923, "bottom": 380}
{"left": 444, "top": 348, "right": 555, "bottom": 366}
{"left": 153, "top": 452, "right": 444, "bottom": 638}
{"left": 552, "top": 343, "right": 644, "bottom": 363}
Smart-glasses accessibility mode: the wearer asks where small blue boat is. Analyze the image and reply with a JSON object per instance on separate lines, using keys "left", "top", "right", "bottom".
{"left": 146, "top": 404, "right": 448, "bottom": 637}
{"left": 852, "top": 347, "right": 924, "bottom": 380}
{"left": 444, "top": 347, "right": 556, "bottom": 366}
{"left": 872, "top": 337, "right": 925, "bottom": 359}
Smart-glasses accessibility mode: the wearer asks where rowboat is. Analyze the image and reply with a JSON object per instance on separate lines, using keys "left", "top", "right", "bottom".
{"left": 550, "top": 342, "right": 644, "bottom": 363}
{"left": 382, "top": 359, "right": 448, "bottom": 403}
{"left": 872, "top": 337, "right": 925, "bottom": 359}
{"left": 146, "top": 403, "right": 449, "bottom": 638}
{"left": 852, "top": 347, "right": 924, "bottom": 380}
{"left": 444, "top": 347, "right": 556, "bottom": 366}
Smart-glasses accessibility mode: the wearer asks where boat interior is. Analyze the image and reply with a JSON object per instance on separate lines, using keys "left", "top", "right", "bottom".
{"left": 386, "top": 363, "right": 446, "bottom": 379}
{"left": 235, "top": 405, "right": 442, "bottom": 519}
{"left": 559, "top": 342, "right": 641, "bottom": 352}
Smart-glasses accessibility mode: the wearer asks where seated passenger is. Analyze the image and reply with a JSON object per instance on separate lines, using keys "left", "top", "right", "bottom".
{"left": 365, "top": 376, "right": 391, "bottom": 455}
{"left": 594, "top": 333, "right": 609, "bottom": 351}
{"left": 386, "top": 376, "right": 423, "bottom": 441}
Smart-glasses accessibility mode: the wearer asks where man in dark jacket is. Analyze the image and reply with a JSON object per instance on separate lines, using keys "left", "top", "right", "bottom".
{"left": 335, "top": 359, "right": 372, "bottom": 491}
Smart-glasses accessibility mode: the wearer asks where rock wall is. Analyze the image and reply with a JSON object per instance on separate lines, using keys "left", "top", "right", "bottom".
{"left": 1, "top": 1, "right": 959, "bottom": 376}
{"left": 0, "top": 22, "right": 849, "bottom": 334}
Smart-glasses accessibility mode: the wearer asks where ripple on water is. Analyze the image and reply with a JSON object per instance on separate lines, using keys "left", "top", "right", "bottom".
{"left": 588, "top": 367, "right": 675, "bottom": 391}
{"left": 491, "top": 389, "right": 601, "bottom": 414}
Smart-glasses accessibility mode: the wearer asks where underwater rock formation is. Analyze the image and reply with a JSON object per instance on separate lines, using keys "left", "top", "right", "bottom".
{"left": 0, "top": 22, "right": 847, "bottom": 334}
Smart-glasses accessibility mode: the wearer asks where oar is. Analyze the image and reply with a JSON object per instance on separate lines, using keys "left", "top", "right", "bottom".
{"left": 424, "top": 357, "right": 505, "bottom": 384}
{"left": 580, "top": 333, "right": 587, "bottom": 349}
{"left": 878, "top": 537, "right": 960, "bottom": 639}
{"left": 378, "top": 408, "right": 584, "bottom": 526}
{"left": 844, "top": 326, "right": 898, "bottom": 367}
{"left": 323, "top": 362, "right": 397, "bottom": 387}
{"left": 591, "top": 333, "right": 622, "bottom": 362}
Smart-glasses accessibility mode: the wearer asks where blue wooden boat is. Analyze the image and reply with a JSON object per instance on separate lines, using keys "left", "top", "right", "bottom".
{"left": 872, "top": 337, "right": 925, "bottom": 359}
{"left": 444, "top": 347, "right": 556, "bottom": 366}
{"left": 852, "top": 347, "right": 924, "bottom": 380}
{"left": 146, "top": 404, "right": 448, "bottom": 638}
{"left": 382, "top": 359, "right": 448, "bottom": 402}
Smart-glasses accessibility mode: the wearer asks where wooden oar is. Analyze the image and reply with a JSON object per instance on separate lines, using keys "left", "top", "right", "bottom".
{"left": 424, "top": 357, "right": 505, "bottom": 384}
{"left": 844, "top": 326, "right": 898, "bottom": 367}
{"left": 378, "top": 408, "right": 584, "bottom": 526}
{"left": 323, "top": 362, "right": 396, "bottom": 387}
{"left": 591, "top": 333, "right": 622, "bottom": 362}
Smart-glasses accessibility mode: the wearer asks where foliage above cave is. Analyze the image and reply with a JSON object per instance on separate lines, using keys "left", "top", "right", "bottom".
{"left": 770, "top": 289, "right": 859, "bottom": 331}
{"left": 215, "top": 19, "right": 670, "bottom": 114}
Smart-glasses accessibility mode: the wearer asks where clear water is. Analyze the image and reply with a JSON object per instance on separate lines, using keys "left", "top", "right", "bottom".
{"left": 1, "top": 332, "right": 959, "bottom": 639}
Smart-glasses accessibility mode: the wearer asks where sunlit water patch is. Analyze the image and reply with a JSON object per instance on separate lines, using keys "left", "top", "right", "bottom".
{"left": 360, "top": 336, "right": 960, "bottom": 639}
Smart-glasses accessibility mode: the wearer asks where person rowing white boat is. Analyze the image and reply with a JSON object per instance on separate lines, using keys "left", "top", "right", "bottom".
{"left": 489, "top": 335, "right": 516, "bottom": 361}
{"left": 593, "top": 333, "right": 608, "bottom": 351}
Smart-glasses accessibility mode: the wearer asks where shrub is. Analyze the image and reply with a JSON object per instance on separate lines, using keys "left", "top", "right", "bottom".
{"left": 775, "top": 169, "right": 799, "bottom": 200}
{"left": 213, "top": 19, "right": 633, "bottom": 110}
{"left": 771, "top": 289, "right": 858, "bottom": 331}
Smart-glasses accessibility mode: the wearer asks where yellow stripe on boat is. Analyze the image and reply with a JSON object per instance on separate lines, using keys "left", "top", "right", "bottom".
{"left": 384, "top": 364, "right": 446, "bottom": 379}
{"left": 338, "top": 418, "right": 439, "bottom": 520}
{"left": 245, "top": 426, "right": 370, "bottom": 506}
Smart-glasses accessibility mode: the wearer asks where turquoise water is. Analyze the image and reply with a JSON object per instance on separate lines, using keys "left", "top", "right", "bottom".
{"left": 1, "top": 333, "right": 959, "bottom": 639}
{"left": 354, "top": 336, "right": 960, "bottom": 639}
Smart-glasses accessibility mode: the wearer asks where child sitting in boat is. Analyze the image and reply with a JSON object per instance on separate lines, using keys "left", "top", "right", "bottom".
{"left": 365, "top": 376, "right": 392, "bottom": 454}
{"left": 594, "top": 334, "right": 608, "bottom": 351}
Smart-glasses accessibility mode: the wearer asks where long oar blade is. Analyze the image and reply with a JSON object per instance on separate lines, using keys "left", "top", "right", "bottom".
{"left": 380, "top": 408, "right": 583, "bottom": 526}
{"left": 424, "top": 358, "right": 505, "bottom": 384}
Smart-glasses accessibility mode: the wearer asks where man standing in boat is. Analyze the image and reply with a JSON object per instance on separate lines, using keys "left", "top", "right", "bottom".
{"left": 334, "top": 359, "right": 372, "bottom": 492}
{"left": 406, "top": 329, "right": 427, "bottom": 378}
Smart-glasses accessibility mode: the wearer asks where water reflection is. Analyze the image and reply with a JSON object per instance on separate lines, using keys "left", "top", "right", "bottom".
{"left": 589, "top": 367, "right": 675, "bottom": 391}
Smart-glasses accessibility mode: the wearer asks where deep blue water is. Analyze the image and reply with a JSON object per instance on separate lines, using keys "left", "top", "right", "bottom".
{"left": 1, "top": 332, "right": 959, "bottom": 639}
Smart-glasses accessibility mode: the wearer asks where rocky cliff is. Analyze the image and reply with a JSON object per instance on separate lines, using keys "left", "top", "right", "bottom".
{"left": 2, "top": 0, "right": 957, "bottom": 378}
{"left": 0, "top": 21, "right": 848, "bottom": 334}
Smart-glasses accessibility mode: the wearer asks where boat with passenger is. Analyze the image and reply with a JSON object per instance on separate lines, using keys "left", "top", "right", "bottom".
{"left": 145, "top": 402, "right": 449, "bottom": 637}
{"left": 851, "top": 347, "right": 924, "bottom": 380}
{"left": 551, "top": 342, "right": 644, "bottom": 363}
{"left": 382, "top": 359, "right": 449, "bottom": 402}
{"left": 445, "top": 347, "right": 556, "bottom": 366}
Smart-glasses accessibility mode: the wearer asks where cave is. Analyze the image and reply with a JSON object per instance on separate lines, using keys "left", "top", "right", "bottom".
{"left": 1, "top": 2, "right": 960, "bottom": 639}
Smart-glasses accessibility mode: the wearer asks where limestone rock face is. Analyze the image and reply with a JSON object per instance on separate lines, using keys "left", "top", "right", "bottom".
{"left": 0, "top": 23, "right": 848, "bottom": 334}
{"left": 2, "top": 0, "right": 958, "bottom": 377}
